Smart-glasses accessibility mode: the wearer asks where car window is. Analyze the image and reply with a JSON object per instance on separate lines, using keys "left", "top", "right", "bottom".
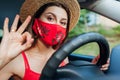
{"left": 68, "top": 9, "right": 120, "bottom": 56}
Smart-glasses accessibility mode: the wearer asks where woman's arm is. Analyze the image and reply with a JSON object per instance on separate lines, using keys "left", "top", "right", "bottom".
{"left": 0, "top": 54, "right": 23, "bottom": 80}
{"left": 0, "top": 65, "right": 13, "bottom": 80}
{"left": 0, "top": 15, "right": 33, "bottom": 69}
{"left": 92, "top": 55, "right": 110, "bottom": 70}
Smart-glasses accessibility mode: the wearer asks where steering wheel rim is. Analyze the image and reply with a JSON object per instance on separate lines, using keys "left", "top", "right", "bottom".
{"left": 40, "top": 32, "right": 110, "bottom": 80}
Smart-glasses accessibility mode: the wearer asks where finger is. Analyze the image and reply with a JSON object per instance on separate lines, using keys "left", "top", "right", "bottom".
{"left": 11, "top": 15, "right": 20, "bottom": 32}
{"left": 20, "top": 32, "right": 34, "bottom": 50}
{"left": 101, "top": 67, "right": 108, "bottom": 71}
{"left": 3, "top": 17, "right": 9, "bottom": 35}
{"left": 21, "top": 38, "right": 34, "bottom": 51}
{"left": 102, "top": 64, "right": 109, "bottom": 68}
{"left": 20, "top": 32, "right": 31, "bottom": 43}
{"left": 107, "top": 58, "right": 110, "bottom": 63}
{"left": 101, "top": 64, "right": 109, "bottom": 70}
{"left": 17, "top": 16, "right": 31, "bottom": 34}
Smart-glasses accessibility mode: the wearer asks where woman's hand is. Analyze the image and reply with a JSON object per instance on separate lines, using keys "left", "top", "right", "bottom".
{"left": 0, "top": 15, "right": 34, "bottom": 68}
{"left": 92, "top": 55, "right": 110, "bottom": 71}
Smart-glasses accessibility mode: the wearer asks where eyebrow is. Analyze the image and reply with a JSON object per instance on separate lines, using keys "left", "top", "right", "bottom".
{"left": 45, "top": 12, "right": 68, "bottom": 21}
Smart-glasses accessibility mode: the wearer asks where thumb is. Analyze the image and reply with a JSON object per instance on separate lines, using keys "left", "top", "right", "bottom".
{"left": 21, "top": 38, "right": 34, "bottom": 51}
{"left": 20, "top": 32, "right": 34, "bottom": 51}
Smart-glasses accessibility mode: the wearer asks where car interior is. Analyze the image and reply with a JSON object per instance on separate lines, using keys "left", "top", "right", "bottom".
{"left": 0, "top": 0, "right": 120, "bottom": 80}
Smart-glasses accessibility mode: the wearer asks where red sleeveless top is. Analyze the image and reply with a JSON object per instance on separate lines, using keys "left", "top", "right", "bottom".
{"left": 22, "top": 52, "right": 65, "bottom": 80}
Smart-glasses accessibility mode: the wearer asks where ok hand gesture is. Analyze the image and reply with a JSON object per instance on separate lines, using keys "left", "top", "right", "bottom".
{"left": 0, "top": 15, "right": 34, "bottom": 68}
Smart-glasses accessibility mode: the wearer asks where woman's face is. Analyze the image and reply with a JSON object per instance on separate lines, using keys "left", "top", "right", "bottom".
{"left": 39, "top": 6, "right": 68, "bottom": 28}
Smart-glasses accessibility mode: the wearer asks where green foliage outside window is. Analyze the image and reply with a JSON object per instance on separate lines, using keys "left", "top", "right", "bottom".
{"left": 68, "top": 9, "right": 90, "bottom": 38}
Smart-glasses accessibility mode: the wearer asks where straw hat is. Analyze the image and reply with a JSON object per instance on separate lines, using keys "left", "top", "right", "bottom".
{"left": 20, "top": 0, "right": 80, "bottom": 31}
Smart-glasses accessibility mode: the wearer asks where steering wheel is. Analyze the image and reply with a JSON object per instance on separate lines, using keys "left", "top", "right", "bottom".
{"left": 40, "top": 32, "right": 110, "bottom": 80}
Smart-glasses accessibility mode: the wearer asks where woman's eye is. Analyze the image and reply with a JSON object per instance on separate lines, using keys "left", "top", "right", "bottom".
{"left": 47, "top": 17, "right": 54, "bottom": 22}
{"left": 61, "top": 22, "right": 67, "bottom": 26}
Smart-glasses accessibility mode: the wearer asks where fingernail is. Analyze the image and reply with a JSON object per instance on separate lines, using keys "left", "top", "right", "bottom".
{"left": 28, "top": 15, "right": 31, "bottom": 19}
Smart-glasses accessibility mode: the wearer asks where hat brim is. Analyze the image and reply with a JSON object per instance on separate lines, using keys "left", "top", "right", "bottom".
{"left": 20, "top": 0, "right": 80, "bottom": 31}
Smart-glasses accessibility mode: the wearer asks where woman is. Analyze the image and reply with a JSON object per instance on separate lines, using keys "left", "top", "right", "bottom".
{"left": 0, "top": 0, "right": 109, "bottom": 80}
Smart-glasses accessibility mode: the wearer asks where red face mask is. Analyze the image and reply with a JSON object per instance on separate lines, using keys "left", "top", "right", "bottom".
{"left": 32, "top": 19, "right": 66, "bottom": 47}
